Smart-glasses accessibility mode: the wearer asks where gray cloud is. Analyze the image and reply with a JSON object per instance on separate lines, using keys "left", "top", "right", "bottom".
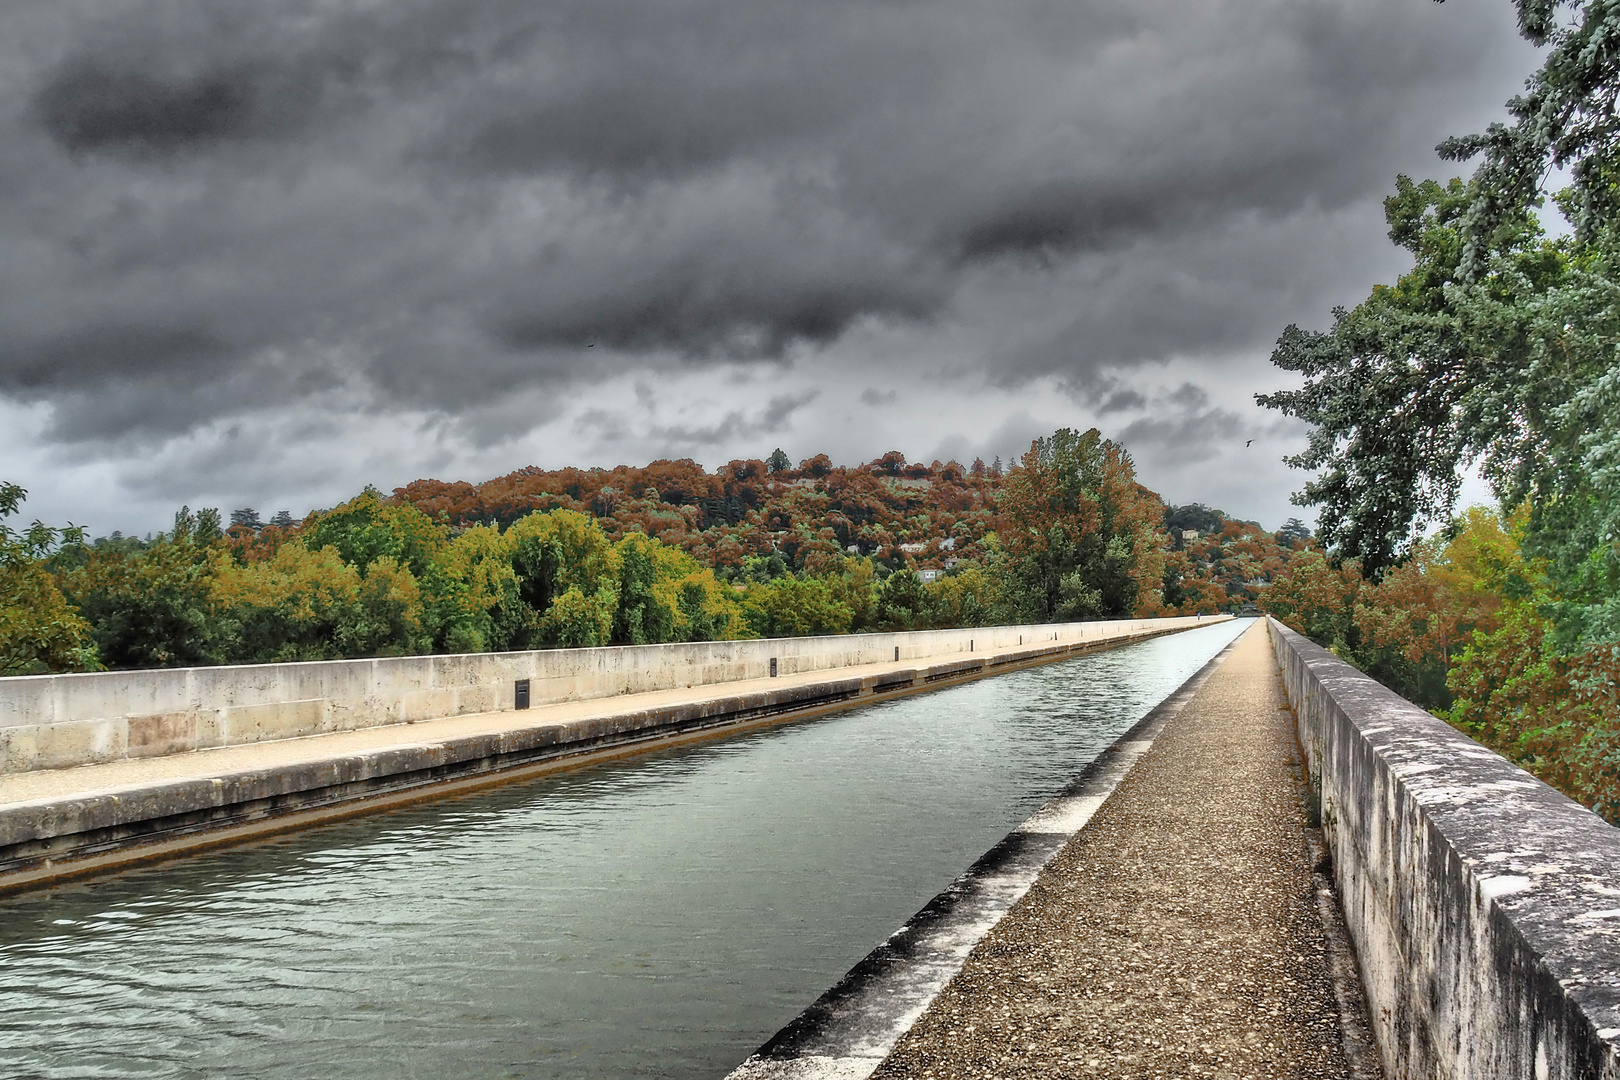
{"left": 1114, "top": 384, "right": 1249, "bottom": 468}
{"left": 36, "top": 65, "right": 263, "bottom": 154}
{"left": 646, "top": 389, "right": 820, "bottom": 448}
{"left": 1098, "top": 389, "right": 1147, "bottom": 415}
{"left": 927, "top": 411, "right": 1058, "bottom": 472}
{"left": 0, "top": 0, "right": 1538, "bottom": 525}
{"left": 1, "top": 322, "right": 225, "bottom": 391}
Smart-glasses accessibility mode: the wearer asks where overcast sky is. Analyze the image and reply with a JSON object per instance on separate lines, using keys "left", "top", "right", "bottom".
{"left": 1, "top": 0, "right": 1538, "bottom": 535}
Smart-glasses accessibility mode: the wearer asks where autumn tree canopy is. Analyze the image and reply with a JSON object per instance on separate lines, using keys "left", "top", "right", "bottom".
{"left": 996, "top": 428, "right": 1166, "bottom": 621}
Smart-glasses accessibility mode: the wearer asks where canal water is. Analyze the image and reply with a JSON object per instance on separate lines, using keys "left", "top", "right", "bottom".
{"left": 0, "top": 619, "right": 1249, "bottom": 1080}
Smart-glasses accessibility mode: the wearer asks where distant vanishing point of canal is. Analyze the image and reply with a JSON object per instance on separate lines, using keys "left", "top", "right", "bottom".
{"left": 0, "top": 619, "right": 1248, "bottom": 1080}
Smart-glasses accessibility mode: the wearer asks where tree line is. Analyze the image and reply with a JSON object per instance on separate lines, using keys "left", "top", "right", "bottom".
{"left": 2, "top": 430, "right": 1307, "bottom": 676}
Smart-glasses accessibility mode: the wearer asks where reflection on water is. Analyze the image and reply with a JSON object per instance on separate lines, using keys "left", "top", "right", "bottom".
{"left": 0, "top": 620, "right": 1248, "bottom": 1080}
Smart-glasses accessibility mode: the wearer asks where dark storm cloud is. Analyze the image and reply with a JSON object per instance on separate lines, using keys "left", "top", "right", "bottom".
{"left": 493, "top": 258, "right": 938, "bottom": 356}
{"left": 954, "top": 182, "right": 1168, "bottom": 262}
{"left": 0, "top": 0, "right": 1532, "bottom": 452}
{"left": 1, "top": 323, "right": 225, "bottom": 390}
{"left": 35, "top": 65, "right": 261, "bottom": 154}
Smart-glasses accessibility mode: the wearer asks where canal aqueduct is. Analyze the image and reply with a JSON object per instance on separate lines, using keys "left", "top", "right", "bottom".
{"left": 1, "top": 615, "right": 1616, "bottom": 1078}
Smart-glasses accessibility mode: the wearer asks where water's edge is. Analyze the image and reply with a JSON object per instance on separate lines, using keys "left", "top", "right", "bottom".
{"left": 0, "top": 623, "right": 1204, "bottom": 897}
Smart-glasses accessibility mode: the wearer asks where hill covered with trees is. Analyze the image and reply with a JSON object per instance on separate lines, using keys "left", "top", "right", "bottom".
{"left": 2, "top": 430, "right": 1304, "bottom": 677}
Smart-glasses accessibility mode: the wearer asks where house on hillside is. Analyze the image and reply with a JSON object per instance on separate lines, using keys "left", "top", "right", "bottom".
{"left": 918, "top": 568, "right": 943, "bottom": 584}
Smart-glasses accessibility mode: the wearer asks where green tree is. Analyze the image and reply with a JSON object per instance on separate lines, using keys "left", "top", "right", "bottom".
{"left": 646, "top": 542, "right": 745, "bottom": 641}
{"left": 925, "top": 565, "right": 997, "bottom": 628}
{"left": 874, "top": 569, "right": 929, "bottom": 630}
{"left": 345, "top": 556, "right": 429, "bottom": 657}
{"left": 742, "top": 577, "right": 852, "bottom": 637}
{"left": 61, "top": 507, "right": 228, "bottom": 669}
{"left": 423, "top": 524, "right": 530, "bottom": 654}
{"left": 1276, "top": 518, "right": 1313, "bottom": 548}
{"left": 211, "top": 542, "right": 353, "bottom": 662}
{"left": 540, "top": 585, "right": 617, "bottom": 647}
{"left": 1265, "top": 0, "right": 1620, "bottom": 601}
{"left": 504, "top": 510, "right": 621, "bottom": 647}
{"left": 613, "top": 532, "right": 677, "bottom": 645}
{"left": 995, "top": 428, "right": 1165, "bottom": 621}
{"left": 1262, "top": 174, "right": 1620, "bottom": 643}
{"left": 668, "top": 570, "right": 746, "bottom": 642}
{"left": 505, "top": 510, "right": 615, "bottom": 604}
{"left": 1258, "top": 176, "right": 1570, "bottom": 574}
{"left": 302, "top": 487, "right": 444, "bottom": 577}
{"left": 0, "top": 483, "right": 97, "bottom": 675}
{"left": 1439, "top": 0, "right": 1620, "bottom": 254}
{"left": 818, "top": 558, "right": 880, "bottom": 631}
{"left": 766, "top": 448, "right": 792, "bottom": 475}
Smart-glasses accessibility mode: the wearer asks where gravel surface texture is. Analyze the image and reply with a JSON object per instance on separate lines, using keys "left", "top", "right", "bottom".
{"left": 870, "top": 620, "right": 1363, "bottom": 1080}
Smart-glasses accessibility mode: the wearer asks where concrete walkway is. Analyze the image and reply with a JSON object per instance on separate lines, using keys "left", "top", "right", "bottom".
{"left": 868, "top": 620, "right": 1369, "bottom": 1079}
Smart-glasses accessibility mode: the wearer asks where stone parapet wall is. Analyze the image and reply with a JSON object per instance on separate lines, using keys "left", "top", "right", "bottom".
{"left": 1268, "top": 618, "right": 1620, "bottom": 1080}
{"left": 0, "top": 617, "right": 1220, "bottom": 774}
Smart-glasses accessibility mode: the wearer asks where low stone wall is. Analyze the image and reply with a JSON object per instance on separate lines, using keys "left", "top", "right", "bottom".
{"left": 0, "top": 617, "right": 1220, "bottom": 774}
{"left": 1267, "top": 618, "right": 1620, "bottom": 1080}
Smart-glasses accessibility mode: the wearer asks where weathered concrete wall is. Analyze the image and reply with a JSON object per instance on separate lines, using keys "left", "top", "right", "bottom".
{"left": 1268, "top": 618, "right": 1620, "bottom": 1080}
{"left": 0, "top": 617, "right": 1221, "bottom": 774}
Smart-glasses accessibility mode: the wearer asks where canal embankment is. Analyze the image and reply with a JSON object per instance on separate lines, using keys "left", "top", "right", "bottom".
{"left": 735, "top": 617, "right": 1376, "bottom": 1080}
{"left": 0, "top": 619, "right": 1215, "bottom": 773}
{"left": 0, "top": 616, "right": 1222, "bottom": 893}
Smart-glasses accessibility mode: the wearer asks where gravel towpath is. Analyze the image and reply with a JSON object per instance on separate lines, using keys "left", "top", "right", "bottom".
{"left": 869, "top": 619, "right": 1364, "bottom": 1080}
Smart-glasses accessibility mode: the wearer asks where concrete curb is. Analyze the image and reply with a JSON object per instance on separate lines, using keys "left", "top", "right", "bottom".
{"left": 723, "top": 625, "right": 1251, "bottom": 1080}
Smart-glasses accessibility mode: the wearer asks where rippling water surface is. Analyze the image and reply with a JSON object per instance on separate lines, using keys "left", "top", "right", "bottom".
{"left": 0, "top": 619, "right": 1249, "bottom": 1080}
